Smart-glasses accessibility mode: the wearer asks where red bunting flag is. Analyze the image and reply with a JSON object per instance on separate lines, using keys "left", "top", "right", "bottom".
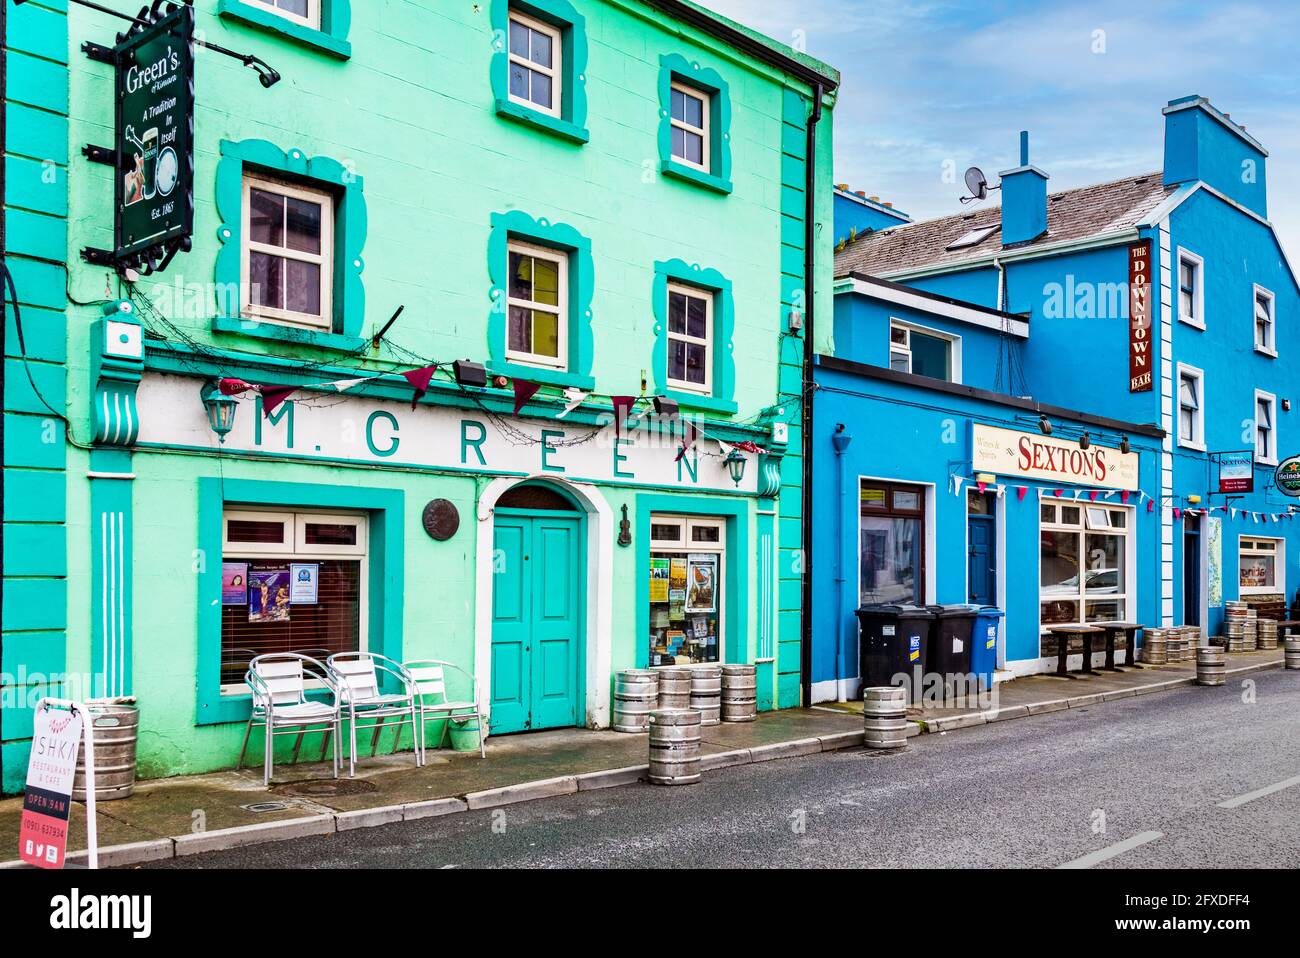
{"left": 1088, "top": 490, "right": 1099, "bottom": 501}
{"left": 675, "top": 423, "right": 699, "bottom": 462}
{"left": 1147, "top": 500, "right": 1155, "bottom": 513}
{"left": 1053, "top": 489, "right": 1064, "bottom": 498}
{"left": 512, "top": 379, "right": 542, "bottom": 416}
{"left": 977, "top": 481, "right": 987, "bottom": 495}
{"left": 402, "top": 365, "right": 439, "bottom": 409}
{"left": 730, "top": 440, "right": 768, "bottom": 455}
{"left": 1173, "top": 507, "right": 1182, "bottom": 520}
{"left": 1121, "top": 490, "right": 1130, "bottom": 504}
{"left": 259, "top": 386, "right": 298, "bottom": 417}
{"left": 611, "top": 396, "right": 637, "bottom": 439}
{"left": 218, "top": 377, "right": 255, "bottom": 396}
{"left": 1016, "top": 487, "right": 1028, "bottom": 501}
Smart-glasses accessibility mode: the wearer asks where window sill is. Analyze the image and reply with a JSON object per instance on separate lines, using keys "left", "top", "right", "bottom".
{"left": 1177, "top": 315, "right": 1205, "bottom": 330}
{"left": 212, "top": 315, "right": 370, "bottom": 354}
{"left": 217, "top": 0, "right": 352, "bottom": 60}
{"left": 1255, "top": 346, "right": 1278, "bottom": 359}
{"left": 494, "top": 99, "right": 590, "bottom": 145}
{"left": 661, "top": 388, "right": 737, "bottom": 416}
{"left": 661, "top": 160, "right": 732, "bottom": 195}
{"left": 492, "top": 358, "right": 595, "bottom": 392}
{"left": 1178, "top": 439, "right": 1206, "bottom": 453}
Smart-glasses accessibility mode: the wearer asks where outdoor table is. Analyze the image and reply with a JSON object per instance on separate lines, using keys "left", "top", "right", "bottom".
{"left": 1098, "top": 622, "right": 1143, "bottom": 671}
{"left": 1047, "top": 625, "right": 1103, "bottom": 678}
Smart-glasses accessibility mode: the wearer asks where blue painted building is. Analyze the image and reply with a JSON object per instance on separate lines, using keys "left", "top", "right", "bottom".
{"left": 812, "top": 96, "right": 1299, "bottom": 698}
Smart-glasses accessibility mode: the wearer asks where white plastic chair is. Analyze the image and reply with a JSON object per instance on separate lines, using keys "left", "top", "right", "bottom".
{"left": 238, "top": 653, "right": 341, "bottom": 788}
{"left": 327, "top": 652, "right": 422, "bottom": 777}
{"left": 405, "top": 659, "right": 486, "bottom": 761}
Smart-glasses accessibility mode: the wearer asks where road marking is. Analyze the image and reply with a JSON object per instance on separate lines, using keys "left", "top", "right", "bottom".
{"left": 1217, "top": 774, "right": 1300, "bottom": 809}
{"left": 1057, "top": 831, "right": 1164, "bottom": 869}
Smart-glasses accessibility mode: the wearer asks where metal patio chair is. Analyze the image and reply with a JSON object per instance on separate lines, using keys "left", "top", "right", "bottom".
{"left": 327, "top": 652, "right": 422, "bottom": 777}
{"left": 238, "top": 653, "right": 342, "bottom": 788}
{"left": 405, "top": 659, "right": 487, "bottom": 761}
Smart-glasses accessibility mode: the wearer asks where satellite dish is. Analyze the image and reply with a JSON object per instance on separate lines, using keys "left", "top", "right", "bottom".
{"left": 960, "top": 166, "right": 991, "bottom": 204}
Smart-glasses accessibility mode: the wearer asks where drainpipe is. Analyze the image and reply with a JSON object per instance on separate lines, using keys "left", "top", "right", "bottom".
{"left": 799, "top": 83, "right": 826, "bottom": 708}
{"left": 831, "top": 425, "right": 852, "bottom": 701}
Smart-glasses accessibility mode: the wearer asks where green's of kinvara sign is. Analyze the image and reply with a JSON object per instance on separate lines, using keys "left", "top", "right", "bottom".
{"left": 1275, "top": 456, "right": 1300, "bottom": 497}
{"left": 114, "top": 4, "right": 195, "bottom": 264}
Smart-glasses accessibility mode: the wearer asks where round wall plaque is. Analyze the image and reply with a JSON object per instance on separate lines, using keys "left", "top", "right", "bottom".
{"left": 422, "top": 499, "right": 460, "bottom": 540}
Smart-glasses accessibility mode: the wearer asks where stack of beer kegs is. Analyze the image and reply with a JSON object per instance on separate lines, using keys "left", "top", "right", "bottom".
{"left": 1142, "top": 628, "right": 1168, "bottom": 665}
{"left": 1257, "top": 618, "right": 1279, "bottom": 651}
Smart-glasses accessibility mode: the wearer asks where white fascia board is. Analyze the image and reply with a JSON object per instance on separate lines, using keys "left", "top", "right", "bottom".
{"left": 845, "top": 277, "right": 1030, "bottom": 338}
{"left": 877, "top": 228, "right": 1140, "bottom": 283}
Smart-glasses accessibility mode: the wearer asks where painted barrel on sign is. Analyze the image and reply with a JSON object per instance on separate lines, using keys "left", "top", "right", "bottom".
{"left": 1285, "top": 638, "right": 1300, "bottom": 671}
{"left": 656, "top": 668, "right": 693, "bottom": 711}
{"left": 862, "top": 686, "right": 908, "bottom": 750}
{"left": 72, "top": 704, "right": 139, "bottom": 802}
{"left": 689, "top": 665, "right": 722, "bottom": 726}
{"left": 720, "top": 664, "right": 757, "bottom": 723}
{"left": 613, "top": 669, "right": 660, "bottom": 733}
{"left": 648, "top": 709, "right": 701, "bottom": 785}
{"left": 1196, "top": 647, "right": 1226, "bottom": 686}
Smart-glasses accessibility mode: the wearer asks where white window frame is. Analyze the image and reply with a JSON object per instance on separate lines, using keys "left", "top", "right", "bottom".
{"left": 1254, "top": 389, "right": 1278, "bottom": 465}
{"left": 669, "top": 80, "right": 711, "bottom": 173}
{"left": 666, "top": 281, "right": 713, "bottom": 395}
{"left": 1176, "top": 248, "right": 1204, "bottom": 330}
{"left": 1239, "top": 536, "right": 1284, "bottom": 596}
{"left": 241, "top": 173, "right": 334, "bottom": 330}
{"left": 250, "top": 0, "right": 321, "bottom": 30}
{"left": 1039, "top": 503, "right": 1133, "bottom": 631}
{"left": 507, "top": 9, "right": 562, "bottom": 119}
{"left": 1176, "top": 362, "right": 1206, "bottom": 451}
{"left": 888, "top": 319, "right": 962, "bottom": 383}
{"left": 220, "top": 507, "right": 370, "bottom": 694}
{"left": 648, "top": 513, "right": 726, "bottom": 669}
{"left": 505, "top": 239, "right": 569, "bottom": 370}
{"left": 1253, "top": 284, "right": 1277, "bottom": 357}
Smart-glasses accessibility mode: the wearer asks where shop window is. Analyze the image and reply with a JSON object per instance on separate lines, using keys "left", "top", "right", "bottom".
{"left": 250, "top": 0, "right": 319, "bottom": 28}
{"left": 1177, "top": 364, "right": 1204, "bottom": 450}
{"left": 1255, "top": 390, "right": 1277, "bottom": 464}
{"left": 220, "top": 509, "right": 367, "bottom": 690}
{"left": 1040, "top": 503, "right": 1130, "bottom": 633}
{"left": 242, "top": 173, "right": 334, "bottom": 329}
{"left": 666, "top": 281, "right": 712, "bottom": 393}
{"left": 1177, "top": 249, "right": 1204, "bottom": 328}
{"left": 506, "top": 239, "right": 568, "bottom": 369}
{"left": 1254, "top": 285, "right": 1276, "bottom": 355}
{"left": 859, "top": 481, "right": 925, "bottom": 605}
{"left": 670, "top": 81, "right": 710, "bottom": 172}
{"left": 648, "top": 514, "right": 724, "bottom": 667}
{"left": 1239, "top": 537, "right": 1283, "bottom": 595}
{"left": 888, "top": 321, "right": 958, "bottom": 383}
{"left": 508, "top": 9, "right": 562, "bottom": 118}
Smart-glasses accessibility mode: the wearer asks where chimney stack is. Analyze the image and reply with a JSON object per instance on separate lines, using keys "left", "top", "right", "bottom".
{"left": 998, "top": 131, "right": 1049, "bottom": 247}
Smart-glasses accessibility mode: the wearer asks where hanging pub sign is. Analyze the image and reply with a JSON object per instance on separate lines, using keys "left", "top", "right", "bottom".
{"left": 1215, "top": 450, "right": 1255, "bottom": 494}
{"left": 112, "top": 4, "right": 196, "bottom": 270}
{"left": 1128, "top": 241, "right": 1153, "bottom": 392}
{"left": 1275, "top": 455, "right": 1300, "bottom": 497}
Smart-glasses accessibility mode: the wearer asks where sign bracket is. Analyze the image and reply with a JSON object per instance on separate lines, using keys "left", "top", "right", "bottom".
{"left": 82, "top": 143, "right": 115, "bottom": 166}
{"left": 81, "top": 40, "right": 115, "bottom": 64}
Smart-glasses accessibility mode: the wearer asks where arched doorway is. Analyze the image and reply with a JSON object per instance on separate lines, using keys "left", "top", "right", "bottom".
{"left": 488, "top": 480, "right": 586, "bottom": 734}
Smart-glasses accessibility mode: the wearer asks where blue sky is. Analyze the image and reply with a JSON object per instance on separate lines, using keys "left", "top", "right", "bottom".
{"left": 706, "top": 0, "right": 1300, "bottom": 250}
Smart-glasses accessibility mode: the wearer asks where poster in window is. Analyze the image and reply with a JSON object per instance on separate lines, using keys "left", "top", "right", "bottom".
{"left": 290, "top": 563, "right": 320, "bottom": 604}
{"left": 669, "top": 557, "right": 688, "bottom": 592}
{"left": 685, "top": 553, "right": 717, "bottom": 613}
{"left": 650, "top": 556, "right": 670, "bottom": 602}
{"left": 222, "top": 562, "right": 248, "bottom": 606}
{"left": 249, "top": 567, "right": 291, "bottom": 623}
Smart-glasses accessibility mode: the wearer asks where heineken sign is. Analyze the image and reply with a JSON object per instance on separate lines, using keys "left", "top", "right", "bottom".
{"left": 113, "top": 5, "right": 195, "bottom": 267}
{"left": 1276, "top": 456, "right": 1300, "bottom": 498}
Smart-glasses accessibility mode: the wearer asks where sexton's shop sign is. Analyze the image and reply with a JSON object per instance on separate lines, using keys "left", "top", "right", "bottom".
{"left": 135, "top": 374, "right": 758, "bottom": 493}
{"left": 971, "top": 423, "right": 1141, "bottom": 492}
{"left": 1128, "top": 241, "right": 1154, "bottom": 393}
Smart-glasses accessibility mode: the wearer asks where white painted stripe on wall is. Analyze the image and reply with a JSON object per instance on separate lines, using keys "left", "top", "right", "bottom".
{"left": 1157, "top": 222, "right": 1174, "bottom": 626}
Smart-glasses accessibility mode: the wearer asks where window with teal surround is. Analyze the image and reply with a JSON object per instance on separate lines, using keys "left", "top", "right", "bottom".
{"left": 652, "top": 259, "right": 737, "bottom": 415}
{"left": 213, "top": 139, "right": 368, "bottom": 353}
{"left": 216, "top": 0, "right": 352, "bottom": 59}
{"left": 196, "top": 478, "right": 404, "bottom": 725}
{"left": 657, "top": 53, "right": 732, "bottom": 195}
{"left": 487, "top": 209, "right": 595, "bottom": 390}
{"left": 490, "top": 0, "right": 589, "bottom": 144}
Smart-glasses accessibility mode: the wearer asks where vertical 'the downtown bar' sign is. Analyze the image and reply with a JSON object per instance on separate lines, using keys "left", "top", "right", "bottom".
{"left": 1128, "top": 241, "right": 1154, "bottom": 392}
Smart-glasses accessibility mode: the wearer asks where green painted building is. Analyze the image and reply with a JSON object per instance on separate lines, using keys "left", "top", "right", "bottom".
{"left": 1, "top": 0, "right": 838, "bottom": 789}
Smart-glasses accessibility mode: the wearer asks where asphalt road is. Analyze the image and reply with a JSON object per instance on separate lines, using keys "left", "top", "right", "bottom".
{"left": 151, "top": 669, "right": 1300, "bottom": 869}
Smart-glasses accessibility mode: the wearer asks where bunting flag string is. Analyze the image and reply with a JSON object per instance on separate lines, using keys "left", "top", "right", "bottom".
{"left": 512, "top": 378, "right": 542, "bottom": 416}
{"left": 401, "top": 365, "right": 439, "bottom": 410}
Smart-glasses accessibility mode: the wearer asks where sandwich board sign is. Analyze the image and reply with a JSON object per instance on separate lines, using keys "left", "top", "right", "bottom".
{"left": 18, "top": 700, "right": 97, "bottom": 869}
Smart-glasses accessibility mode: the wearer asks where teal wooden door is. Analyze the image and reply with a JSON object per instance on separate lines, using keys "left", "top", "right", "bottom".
{"left": 490, "top": 513, "right": 581, "bottom": 734}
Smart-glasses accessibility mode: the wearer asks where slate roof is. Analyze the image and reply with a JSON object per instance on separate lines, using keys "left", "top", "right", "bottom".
{"left": 835, "top": 172, "right": 1176, "bottom": 278}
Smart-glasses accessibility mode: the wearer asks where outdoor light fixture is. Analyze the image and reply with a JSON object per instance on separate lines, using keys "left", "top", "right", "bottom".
{"left": 453, "top": 360, "right": 488, "bottom": 388}
{"left": 1079, "top": 431, "right": 1090, "bottom": 450}
{"left": 653, "top": 396, "right": 680, "bottom": 419}
{"left": 1038, "top": 415, "right": 1052, "bottom": 436}
{"left": 1120, "top": 436, "right": 1131, "bottom": 455}
{"left": 200, "top": 382, "right": 237, "bottom": 443}
{"left": 724, "top": 448, "right": 747, "bottom": 487}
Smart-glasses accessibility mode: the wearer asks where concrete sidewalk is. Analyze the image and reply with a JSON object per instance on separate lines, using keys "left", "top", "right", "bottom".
{"left": 818, "top": 648, "right": 1286, "bottom": 732}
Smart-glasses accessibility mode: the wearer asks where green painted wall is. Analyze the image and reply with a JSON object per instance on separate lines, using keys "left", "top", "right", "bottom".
{"left": 8, "top": 0, "right": 838, "bottom": 785}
